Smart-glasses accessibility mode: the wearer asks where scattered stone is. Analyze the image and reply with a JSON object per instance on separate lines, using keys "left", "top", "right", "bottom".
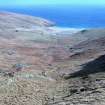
{"left": 12, "top": 63, "right": 24, "bottom": 72}
{"left": 80, "top": 29, "right": 88, "bottom": 33}
{"left": 15, "top": 30, "right": 18, "bottom": 32}
{"left": 3, "top": 71, "right": 14, "bottom": 77}
{"left": 70, "top": 89, "right": 78, "bottom": 94}
{"left": 80, "top": 87, "right": 87, "bottom": 92}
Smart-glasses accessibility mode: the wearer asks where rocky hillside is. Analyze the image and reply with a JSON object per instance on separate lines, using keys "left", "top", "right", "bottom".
{"left": 49, "top": 55, "right": 105, "bottom": 105}
{"left": 47, "top": 31, "right": 105, "bottom": 105}
{"left": 0, "top": 11, "right": 54, "bottom": 28}
{"left": 0, "top": 11, "right": 105, "bottom": 105}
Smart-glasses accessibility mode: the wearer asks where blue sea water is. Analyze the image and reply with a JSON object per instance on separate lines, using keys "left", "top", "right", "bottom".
{"left": 0, "top": 5, "right": 105, "bottom": 28}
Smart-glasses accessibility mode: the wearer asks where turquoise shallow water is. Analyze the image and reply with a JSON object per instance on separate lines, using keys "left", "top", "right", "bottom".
{"left": 0, "top": 5, "right": 105, "bottom": 28}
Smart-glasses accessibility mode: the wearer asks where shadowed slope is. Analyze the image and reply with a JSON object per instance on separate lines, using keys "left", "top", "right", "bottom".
{"left": 66, "top": 54, "right": 105, "bottom": 78}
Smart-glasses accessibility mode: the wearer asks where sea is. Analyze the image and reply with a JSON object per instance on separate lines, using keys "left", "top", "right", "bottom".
{"left": 0, "top": 5, "right": 105, "bottom": 28}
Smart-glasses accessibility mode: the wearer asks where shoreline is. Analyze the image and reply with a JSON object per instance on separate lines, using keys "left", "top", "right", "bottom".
{"left": 47, "top": 26, "right": 84, "bottom": 35}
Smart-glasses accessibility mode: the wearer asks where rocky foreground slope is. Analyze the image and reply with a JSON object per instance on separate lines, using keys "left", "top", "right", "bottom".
{"left": 0, "top": 12, "right": 105, "bottom": 105}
